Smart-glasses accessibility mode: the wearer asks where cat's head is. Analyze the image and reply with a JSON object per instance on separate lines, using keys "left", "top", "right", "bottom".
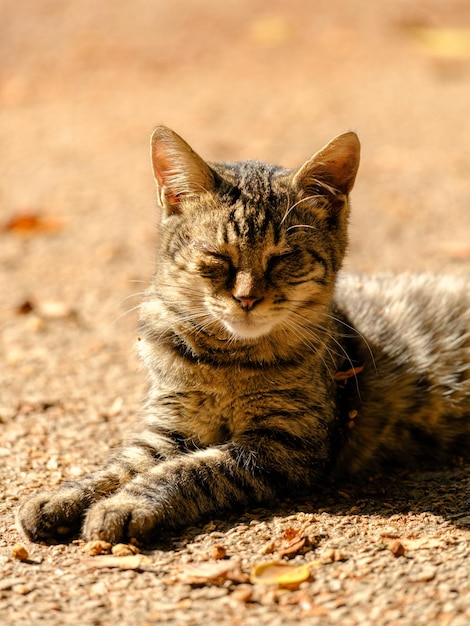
{"left": 148, "top": 126, "right": 360, "bottom": 343}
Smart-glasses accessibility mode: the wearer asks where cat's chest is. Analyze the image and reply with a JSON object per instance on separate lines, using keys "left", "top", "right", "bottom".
{"left": 153, "top": 358, "right": 329, "bottom": 447}
{"left": 159, "top": 381, "right": 260, "bottom": 446}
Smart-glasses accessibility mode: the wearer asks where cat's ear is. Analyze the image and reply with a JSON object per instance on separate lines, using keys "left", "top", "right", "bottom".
{"left": 150, "top": 126, "right": 215, "bottom": 214}
{"left": 293, "top": 132, "right": 360, "bottom": 197}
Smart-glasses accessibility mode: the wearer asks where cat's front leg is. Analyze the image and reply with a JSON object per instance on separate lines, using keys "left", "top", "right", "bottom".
{"left": 17, "top": 429, "right": 181, "bottom": 542}
{"left": 82, "top": 433, "right": 327, "bottom": 544}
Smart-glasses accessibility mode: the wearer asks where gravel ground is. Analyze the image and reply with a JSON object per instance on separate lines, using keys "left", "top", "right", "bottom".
{"left": 1, "top": 1, "right": 470, "bottom": 624}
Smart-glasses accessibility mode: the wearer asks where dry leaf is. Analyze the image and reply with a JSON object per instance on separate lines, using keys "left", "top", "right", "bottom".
{"left": 250, "top": 561, "right": 311, "bottom": 588}
{"left": 277, "top": 527, "right": 308, "bottom": 558}
{"left": 16, "top": 299, "right": 76, "bottom": 321}
{"left": 3, "top": 213, "right": 63, "bottom": 235}
{"left": 436, "top": 242, "right": 470, "bottom": 260}
{"left": 178, "top": 559, "right": 248, "bottom": 585}
{"left": 408, "top": 567, "right": 437, "bottom": 583}
{"left": 401, "top": 537, "right": 445, "bottom": 551}
{"left": 38, "top": 301, "right": 76, "bottom": 320}
{"left": 16, "top": 301, "right": 35, "bottom": 316}
{"left": 408, "top": 27, "right": 470, "bottom": 59}
{"left": 249, "top": 16, "right": 291, "bottom": 46}
{"left": 283, "top": 527, "right": 301, "bottom": 542}
{"left": 81, "top": 540, "right": 112, "bottom": 556}
{"left": 85, "top": 554, "right": 151, "bottom": 570}
{"left": 333, "top": 365, "right": 364, "bottom": 381}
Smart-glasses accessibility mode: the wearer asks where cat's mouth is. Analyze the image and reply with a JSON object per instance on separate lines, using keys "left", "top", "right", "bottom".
{"left": 222, "top": 314, "right": 276, "bottom": 340}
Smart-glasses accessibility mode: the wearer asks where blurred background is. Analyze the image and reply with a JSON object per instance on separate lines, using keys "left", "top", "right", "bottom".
{"left": 1, "top": 0, "right": 470, "bottom": 394}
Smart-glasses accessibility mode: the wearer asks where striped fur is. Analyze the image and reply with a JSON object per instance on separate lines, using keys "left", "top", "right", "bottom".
{"left": 17, "top": 128, "right": 470, "bottom": 545}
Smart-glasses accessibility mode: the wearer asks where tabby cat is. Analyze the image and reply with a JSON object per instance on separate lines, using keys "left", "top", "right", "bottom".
{"left": 17, "top": 127, "right": 470, "bottom": 545}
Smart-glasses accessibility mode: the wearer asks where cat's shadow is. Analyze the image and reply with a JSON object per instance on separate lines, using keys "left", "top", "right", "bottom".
{"left": 36, "top": 465, "right": 469, "bottom": 550}
{"left": 156, "top": 464, "right": 470, "bottom": 552}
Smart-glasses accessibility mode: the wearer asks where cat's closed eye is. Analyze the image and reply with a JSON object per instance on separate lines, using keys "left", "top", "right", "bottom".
{"left": 196, "top": 250, "right": 234, "bottom": 281}
{"left": 267, "top": 248, "right": 326, "bottom": 286}
{"left": 267, "top": 250, "right": 299, "bottom": 270}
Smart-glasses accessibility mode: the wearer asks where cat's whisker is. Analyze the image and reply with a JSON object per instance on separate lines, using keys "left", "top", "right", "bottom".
{"left": 278, "top": 316, "right": 336, "bottom": 380}
{"left": 285, "top": 299, "right": 377, "bottom": 376}
{"left": 316, "top": 310, "right": 378, "bottom": 376}
{"left": 281, "top": 306, "right": 362, "bottom": 394}
{"left": 112, "top": 302, "right": 146, "bottom": 325}
{"left": 286, "top": 224, "right": 317, "bottom": 232}
{"left": 119, "top": 291, "right": 147, "bottom": 305}
{"left": 280, "top": 194, "right": 325, "bottom": 225}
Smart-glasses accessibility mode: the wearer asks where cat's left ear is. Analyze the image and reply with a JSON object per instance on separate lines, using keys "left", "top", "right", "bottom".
{"left": 293, "top": 132, "right": 360, "bottom": 197}
{"left": 150, "top": 126, "right": 215, "bottom": 215}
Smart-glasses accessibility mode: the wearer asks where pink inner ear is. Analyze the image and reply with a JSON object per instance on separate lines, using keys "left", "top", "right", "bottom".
{"left": 152, "top": 147, "right": 172, "bottom": 187}
{"left": 152, "top": 148, "right": 182, "bottom": 206}
{"left": 166, "top": 192, "right": 180, "bottom": 205}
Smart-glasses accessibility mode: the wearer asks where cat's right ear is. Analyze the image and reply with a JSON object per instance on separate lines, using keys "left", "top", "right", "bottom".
{"left": 293, "top": 132, "right": 361, "bottom": 197}
{"left": 150, "top": 126, "right": 215, "bottom": 215}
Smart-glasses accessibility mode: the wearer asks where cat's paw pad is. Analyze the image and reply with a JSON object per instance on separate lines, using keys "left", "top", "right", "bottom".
{"left": 17, "top": 489, "right": 86, "bottom": 541}
{"left": 83, "top": 495, "right": 158, "bottom": 544}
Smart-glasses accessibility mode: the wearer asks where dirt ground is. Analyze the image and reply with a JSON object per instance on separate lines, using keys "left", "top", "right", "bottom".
{"left": 1, "top": 1, "right": 470, "bottom": 624}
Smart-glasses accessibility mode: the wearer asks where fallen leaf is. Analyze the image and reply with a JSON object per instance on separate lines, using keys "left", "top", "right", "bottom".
{"left": 250, "top": 561, "right": 311, "bottom": 588}
{"left": 333, "top": 365, "right": 364, "bottom": 381}
{"left": 408, "top": 567, "right": 437, "bottom": 583}
{"left": 277, "top": 538, "right": 306, "bottom": 558}
{"left": 401, "top": 537, "right": 446, "bottom": 550}
{"left": 436, "top": 242, "right": 470, "bottom": 260}
{"left": 178, "top": 559, "right": 248, "bottom": 585}
{"left": 85, "top": 554, "right": 152, "bottom": 570}
{"left": 16, "top": 300, "right": 35, "bottom": 315}
{"left": 277, "top": 527, "right": 308, "bottom": 558}
{"left": 3, "top": 213, "right": 63, "bottom": 235}
{"left": 249, "top": 16, "right": 292, "bottom": 47}
{"left": 38, "top": 301, "right": 76, "bottom": 320}
{"left": 81, "top": 540, "right": 112, "bottom": 556}
{"left": 408, "top": 27, "right": 470, "bottom": 59}
{"left": 283, "top": 527, "right": 300, "bottom": 542}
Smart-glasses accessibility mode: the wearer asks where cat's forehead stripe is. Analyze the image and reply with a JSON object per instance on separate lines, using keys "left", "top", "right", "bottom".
{"left": 225, "top": 204, "right": 272, "bottom": 246}
{"left": 215, "top": 161, "right": 286, "bottom": 246}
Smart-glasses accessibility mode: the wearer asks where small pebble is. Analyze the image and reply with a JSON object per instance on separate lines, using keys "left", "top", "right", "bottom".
{"left": 81, "top": 540, "right": 112, "bottom": 556}
{"left": 11, "top": 544, "right": 29, "bottom": 561}
{"left": 210, "top": 545, "right": 227, "bottom": 560}
{"left": 111, "top": 543, "right": 140, "bottom": 557}
{"left": 389, "top": 540, "right": 406, "bottom": 558}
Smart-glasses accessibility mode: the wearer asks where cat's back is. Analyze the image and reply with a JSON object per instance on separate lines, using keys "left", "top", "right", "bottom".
{"left": 336, "top": 272, "right": 469, "bottom": 348}
{"left": 334, "top": 273, "right": 470, "bottom": 473}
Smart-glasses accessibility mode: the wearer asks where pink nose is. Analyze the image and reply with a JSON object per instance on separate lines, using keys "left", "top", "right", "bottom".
{"left": 233, "top": 295, "right": 263, "bottom": 311}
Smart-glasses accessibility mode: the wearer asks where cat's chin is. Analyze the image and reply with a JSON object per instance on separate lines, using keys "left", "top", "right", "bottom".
{"left": 222, "top": 319, "right": 275, "bottom": 341}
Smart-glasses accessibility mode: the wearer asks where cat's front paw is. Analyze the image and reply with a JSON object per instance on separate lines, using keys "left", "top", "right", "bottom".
{"left": 83, "top": 494, "right": 159, "bottom": 544}
{"left": 17, "top": 489, "right": 87, "bottom": 541}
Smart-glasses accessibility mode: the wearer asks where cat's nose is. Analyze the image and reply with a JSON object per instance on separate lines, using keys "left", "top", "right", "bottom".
{"left": 233, "top": 295, "right": 263, "bottom": 311}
